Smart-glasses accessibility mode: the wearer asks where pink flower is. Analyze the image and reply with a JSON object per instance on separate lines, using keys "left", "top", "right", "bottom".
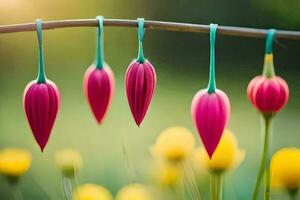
{"left": 83, "top": 65, "right": 114, "bottom": 124}
{"left": 191, "top": 24, "right": 230, "bottom": 158}
{"left": 247, "top": 76, "right": 289, "bottom": 114}
{"left": 125, "top": 60, "right": 156, "bottom": 126}
{"left": 247, "top": 54, "right": 289, "bottom": 115}
{"left": 191, "top": 89, "right": 230, "bottom": 158}
{"left": 23, "top": 80, "right": 60, "bottom": 151}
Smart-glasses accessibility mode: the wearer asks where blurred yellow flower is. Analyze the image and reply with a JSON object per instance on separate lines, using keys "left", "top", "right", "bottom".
{"left": 154, "top": 162, "right": 181, "bottom": 188}
{"left": 151, "top": 127, "right": 196, "bottom": 163}
{"left": 73, "top": 184, "right": 113, "bottom": 200}
{"left": 116, "top": 184, "right": 151, "bottom": 200}
{"left": 0, "top": 148, "right": 31, "bottom": 177}
{"left": 194, "top": 129, "right": 245, "bottom": 173}
{"left": 55, "top": 148, "right": 82, "bottom": 177}
{"left": 270, "top": 148, "right": 300, "bottom": 190}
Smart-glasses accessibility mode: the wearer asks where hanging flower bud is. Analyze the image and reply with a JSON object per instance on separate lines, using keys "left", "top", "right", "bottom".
{"left": 83, "top": 16, "right": 114, "bottom": 124}
{"left": 249, "top": 30, "right": 290, "bottom": 200}
{"left": 247, "top": 30, "right": 289, "bottom": 115}
{"left": 125, "top": 18, "right": 156, "bottom": 126}
{"left": 23, "top": 19, "right": 60, "bottom": 152}
{"left": 191, "top": 24, "right": 230, "bottom": 158}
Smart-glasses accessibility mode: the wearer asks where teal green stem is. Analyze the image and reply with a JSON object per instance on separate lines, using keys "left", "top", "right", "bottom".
{"left": 137, "top": 18, "right": 145, "bottom": 63}
{"left": 207, "top": 24, "right": 218, "bottom": 94}
{"left": 265, "top": 29, "right": 276, "bottom": 54}
{"left": 252, "top": 114, "right": 273, "bottom": 200}
{"left": 96, "top": 16, "right": 104, "bottom": 69}
{"left": 211, "top": 173, "right": 223, "bottom": 200}
{"left": 36, "top": 19, "right": 46, "bottom": 83}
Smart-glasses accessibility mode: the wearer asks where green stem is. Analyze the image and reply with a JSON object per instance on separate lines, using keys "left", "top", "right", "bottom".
{"left": 252, "top": 114, "right": 273, "bottom": 200}
{"left": 262, "top": 54, "right": 275, "bottom": 78}
{"left": 137, "top": 18, "right": 145, "bottom": 63}
{"left": 11, "top": 183, "right": 23, "bottom": 200}
{"left": 36, "top": 19, "right": 46, "bottom": 83}
{"left": 265, "top": 29, "right": 276, "bottom": 55}
{"left": 288, "top": 189, "right": 298, "bottom": 200}
{"left": 96, "top": 16, "right": 104, "bottom": 69}
{"left": 207, "top": 24, "right": 218, "bottom": 94}
{"left": 211, "top": 173, "right": 223, "bottom": 200}
{"left": 121, "top": 130, "right": 137, "bottom": 183}
{"left": 263, "top": 29, "right": 276, "bottom": 78}
{"left": 183, "top": 162, "right": 202, "bottom": 200}
{"left": 62, "top": 176, "right": 75, "bottom": 200}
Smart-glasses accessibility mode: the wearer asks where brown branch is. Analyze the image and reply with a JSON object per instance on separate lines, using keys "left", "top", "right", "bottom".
{"left": 0, "top": 18, "right": 300, "bottom": 40}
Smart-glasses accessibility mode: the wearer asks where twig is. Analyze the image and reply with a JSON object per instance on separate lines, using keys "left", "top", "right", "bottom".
{"left": 0, "top": 18, "right": 300, "bottom": 40}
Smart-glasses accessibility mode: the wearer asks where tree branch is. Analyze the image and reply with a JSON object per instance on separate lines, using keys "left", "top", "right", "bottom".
{"left": 0, "top": 18, "right": 300, "bottom": 40}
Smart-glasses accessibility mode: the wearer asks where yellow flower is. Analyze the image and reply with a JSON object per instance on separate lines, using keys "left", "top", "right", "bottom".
{"left": 194, "top": 129, "right": 245, "bottom": 173}
{"left": 55, "top": 148, "right": 83, "bottom": 177}
{"left": 0, "top": 148, "right": 31, "bottom": 177}
{"left": 116, "top": 184, "right": 151, "bottom": 200}
{"left": 73, "top": 184, "right": 113, "bottom": 200}
{"left": 153, "top": 162, "right": 181, "bottom": 188}
{"left": 151, "top": 127, "right": 196, "bottom": 163}
{"left": 270, "top": 148, "right": 300, "bottom": 190}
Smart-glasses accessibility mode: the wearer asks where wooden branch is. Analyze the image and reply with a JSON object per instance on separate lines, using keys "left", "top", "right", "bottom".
{"left": 0, "top": 18, "right": 300, "bottom": 40}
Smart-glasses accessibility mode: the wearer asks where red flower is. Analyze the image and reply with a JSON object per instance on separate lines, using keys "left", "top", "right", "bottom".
{"left": 125, "top": 60, "right": 156, "bottom": 126}
{"left": 23, "top": 19, "right": 60, "bottom": 151}
{"left": 23, "top": 80, "right": 60, "bottom": 151}
{"left": 84, "top": 65, "right": 114, "bottom": 124}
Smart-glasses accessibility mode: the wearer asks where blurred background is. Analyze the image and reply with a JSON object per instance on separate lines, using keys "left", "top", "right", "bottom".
{"left": 0, "top": 0, "right": 299, "bottom": 199}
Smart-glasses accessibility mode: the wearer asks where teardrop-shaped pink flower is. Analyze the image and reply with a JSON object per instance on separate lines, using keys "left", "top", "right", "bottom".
{"left": 125, "top": 60, "right": 156, "bottom": 126}
{"left": 83, "top": 65, "right": 115, "bottom": 124}
{"left": 23, "top": 80, "right": 60, "bottom": 151}
{"left": 191, "top": 89, "right": 230, "bottom": 158}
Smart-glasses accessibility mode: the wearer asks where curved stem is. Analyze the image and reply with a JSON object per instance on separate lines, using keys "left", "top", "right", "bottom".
{"left": 252, "top": 114, "right": 273, "bottom": 200}
{"left": 211, "top": 173, "right": 223, "bottom": 200}
{"left": 36, "top": 19, "right": 46, "bottom": 83}
{"left": 96, "top": 16, "right": 104, "bottom": 69}
{"left": 207, "top": 23, "right": 218, "bottom": 94}
{"left": 137, "top": 18, "right": 145, "bottom": 63}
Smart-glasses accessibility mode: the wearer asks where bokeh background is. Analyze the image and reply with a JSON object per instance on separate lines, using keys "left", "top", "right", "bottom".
{"left": 0, "top": 0, "right": 299, "bottom": 199}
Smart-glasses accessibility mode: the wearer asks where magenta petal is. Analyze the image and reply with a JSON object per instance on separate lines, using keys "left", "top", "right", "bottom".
{"left": 191, "top": 89, "right": 230, "bottom": 158}
{"left": 125, "top": 60, "right": 156, "bottom": 126}
{"left": 23, "top": 80, "right": 60, "bottom": 152}
{"left": 247, "top": 76, "right": 289, "bottom": 113}
{"left": 83, "top": 65, "right": 115, "bottom": 124}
